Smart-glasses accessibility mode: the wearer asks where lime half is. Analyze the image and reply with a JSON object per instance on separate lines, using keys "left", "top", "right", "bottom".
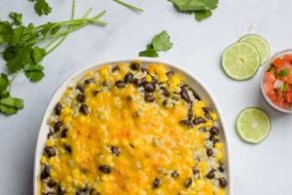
{"left": 222, "top": 42, "right": 260, "bottom": 80}
{"left": 236, "top": 107, "right": 271, "bottom": 144}
{"left": 239, "top": 34, "right": 270, "bottom": 65}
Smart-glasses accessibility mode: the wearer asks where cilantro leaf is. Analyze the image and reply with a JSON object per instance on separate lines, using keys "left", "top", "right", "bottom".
{"left": 9, "top": 12, "right": 23, "bottom": 26}
{"left": 32, "top": 47, "right": 46, "bottom": 64}
{"left": 0, "top": 22, "right": 13, "bottom": 46}
{"left": 0, "top": 73, "right": 9, "bottom": 93}
{"left": 169, "top": 0, "right": 219, "bottom": 21}
{"left": 6, "top": 46, "right": 32, "bottom": 73}
{"left": 139, "top": 31, "right": 173, "bottom": 57}
{"left": 194, "top": 10, "right": 212, "bottom": 21}
{"left": 30, "top": 0, "right": 52, "bottom": 16}
{"left": 139, "top": 49, "right": 159, "bottom": 57}
{"left": 9, "top": 27, "right": 24, "bottom": 45}
{"left": 25, "top": 64, "right": 45, "bottom": 82}
{"left": 152, "top": 31, "right": 173, "bottom": 52}
{"left": 171, "top": 0, "right": 207, "bottom": 11}
{"left": 203, "top": 0, "right": 218, "bottom": 10}
{"left": 0, "top": 97, "right": 24, "bottom": 115}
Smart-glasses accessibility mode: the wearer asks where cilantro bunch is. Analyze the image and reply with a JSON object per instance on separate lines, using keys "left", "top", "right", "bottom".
{"left": 0, "top": 2, "right": 107, "bottom": 115}
{"left": 139, "top": 31, "right": 173, "bottom": 57}
{"left": 170, "top": 0, "right": 219, "bottom": 21}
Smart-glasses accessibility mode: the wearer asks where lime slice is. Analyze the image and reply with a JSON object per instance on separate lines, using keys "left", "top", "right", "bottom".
{"left": 236, "top": 107, "right": 271, "bottom": 144}
{"left": 222, "top": 42, "right": 261, "bottom": 80}
{"left": 239, "top": 34, "right": 270, "bottom": 65}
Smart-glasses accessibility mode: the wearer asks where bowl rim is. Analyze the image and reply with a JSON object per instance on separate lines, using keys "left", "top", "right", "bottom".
{"left": 260, "top": 49, "right": 292, "bottom": 114}
{"left": 33, "top": 57, "right": 232, "bottom": 194}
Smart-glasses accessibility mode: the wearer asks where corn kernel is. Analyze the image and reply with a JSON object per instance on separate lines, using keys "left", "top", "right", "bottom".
{"left": 145, "top": 74, "right": 152, "bottom": 82}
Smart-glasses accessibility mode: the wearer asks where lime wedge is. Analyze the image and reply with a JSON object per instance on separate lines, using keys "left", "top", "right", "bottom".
{"left": 239, "top": 34, "right": 270, "bottom": 65}
{"left": 236, "top": 107, "right": 271, "bottom": 144}
{"left": 222, "top": 42, "right": 261, "bottom": 80}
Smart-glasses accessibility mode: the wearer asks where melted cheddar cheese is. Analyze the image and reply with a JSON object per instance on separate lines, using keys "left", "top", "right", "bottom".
{"left": 39, "top": 62, "right": 227, "bottom": 195}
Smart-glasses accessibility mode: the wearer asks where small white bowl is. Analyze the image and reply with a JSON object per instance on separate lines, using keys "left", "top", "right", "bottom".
{"left": 33, "top": 58, "right": 232, "bottom": 194}
{"left": 261, "top": 49, "right": 292, "bottom": 114}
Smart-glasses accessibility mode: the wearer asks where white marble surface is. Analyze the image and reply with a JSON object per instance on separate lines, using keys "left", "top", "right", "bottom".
{"left": 1, "top": 0, "right": 292, "bottom": 194}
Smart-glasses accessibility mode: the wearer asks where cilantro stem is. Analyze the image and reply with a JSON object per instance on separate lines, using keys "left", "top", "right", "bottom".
{"left": 34, "top": 11, "right": 107, "bottom": 44}
{"left": 113, "top": 0, "right": 144, "bottom": 12}
{"left": 8, "top": 74, "right": 18, "bottom": 91}
{"left": 44, "top": 6, "right": 93, "bottom": 50}
{"left": 45, "top": 0, "right": 76, "bottom": 54}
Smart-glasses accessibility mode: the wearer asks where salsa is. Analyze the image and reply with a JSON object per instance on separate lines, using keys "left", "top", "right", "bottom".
{"left": 264, "top": 53, "right": 292, "bottom": 109}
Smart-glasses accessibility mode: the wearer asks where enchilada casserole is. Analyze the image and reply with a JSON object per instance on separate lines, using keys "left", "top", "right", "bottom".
{"left": 39, "top": 62, "right": 228, "bottom": 195}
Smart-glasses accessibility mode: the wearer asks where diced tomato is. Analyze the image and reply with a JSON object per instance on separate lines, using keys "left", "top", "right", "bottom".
{"left": 273, "top": 57, "right": 285, "bottom": 68}
{"left": 264, "top": 72, "right": 276, "bottom": 82}
{"left": 286, "top": 75, "right": 292, "bottom": 84}
{"left": 286, "top": 92, "right": 292, "bottom": 103}
{"left": 283, "top": 54, "right": 292, "bottom": 64}
{"left": 264, "top": 81, "right": 274, "bottom": 93}
{"left": 267, "top": 91, "right": 277, "bottom": 101}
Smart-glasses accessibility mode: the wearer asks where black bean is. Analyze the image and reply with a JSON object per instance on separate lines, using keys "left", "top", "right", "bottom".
{"left": 64, "top": 144, "right": 72, "bottom": 154}
{"left": 219, "top": 178, "right": 227, "bottom": 188}
{"left": 144, "top": 82, "right": 156, "bottom": 93}
{"left": 44, "top": 146, "right": 56, "bottom": 158}
{"left": 192, "top": 117, "right": 206, "bottom": 125}
{"left": 190, "top": 88, "right": 201, "bottom": 100}
{"left": 57, "top": 186, "right": 65, "bottom": 195}
{"left": 184, "top": 177, "right": 192, "bottom": 188}
{"left": 76, "top": 188, "right": 89, "bottom": 195}
{"left": 54, "top": 103, "right": 63, "bottom": 115}
{"left": 209, "top": 136, "right": 219, "bottom": 147}
{"left": 76, "top": 94, "right": 85, "bottom": 103}
{"left": 76, "top": 84, "right": 85, "bottom": 93}
{"left": 60, "top": 128, "right": 68, "bottom": 138}
{"left": 47, "top": 180, "right": 57, "bottom": 188}
{"left": 218, "top": 166, "right": 225, "bottom": 173}
{"left": 54, "top": 121, "right": 62, "bottom": 132}
{"left": 124, "top": 73, "right": 134, "bottom": 83}
{"left": 188, "top": 107, "right": 193, "bottom": 120}
{"left": 99, "top": 165, "right": 112, "bottom": 174}
{"left": 92, "top": 90, "right": 100, "bottom": 96}
{"left": 166, "top": 71, "right": 175, "bottom": 77}
{"left": 111, "top": 146, "right": 121, "bottom": 156}
{"left": 84, "top": 78, "right": 94, "bottom": 85}
{"left": 126, "top": 96, "right": 133, "bottom": 101}
{"left": 162, "top": 100, "right": 168, "bottom": 107}
{"left": 152, "top": 178, "right": 161, "bottom": 188}
{"left": 115, "top": 80, "right": 126, "bottom": 88}
{"left": 133, "top": 78, "right": 143, "bottom": 87}
{"left": 206, "top": 148, "right": 213, "bottom": 157}
{"left": 47, "top": 131, "right": 54, "bottom": 138}
{"left": 192, "top": 167, "right": 199, "bottom": 176}
{"left": 203, "top": 107, "right": 212, "bottom": 119}
{"left": 160, "top": 87, "right": 170, "bottom": 97}
{"left": 171, "top": 170, "right": 179, "bottom": 178}
{"left": 41, "top": 165, "right": 50, "bottom": 180}
{"left": 79, "top": 104, "right": 89, "bottom": 115}
{"left": 130, "top": 62, "right": 140, "bottom": 70}
{"left": 206, "top": 169, "right": 215, "bottom": 179}
{"left": 180, "top": 87, "right": 190, "bottom": 103}
{"left": 112, "top": 65, "right": 120, "bottom": 72}
{"left": 144, "top": 94, "right": 155, "bottom": 103}
{"left": 101, "top": 81, "right": 108, "bottom": 87}
{"left": 141, "top": 67, "right": 147, "bottom": 73}
{"left": 210, "top": 126, "right": 219, "bottom": 135}
{"left": 179, "top": 120, "right": 193, "bottom": 128}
